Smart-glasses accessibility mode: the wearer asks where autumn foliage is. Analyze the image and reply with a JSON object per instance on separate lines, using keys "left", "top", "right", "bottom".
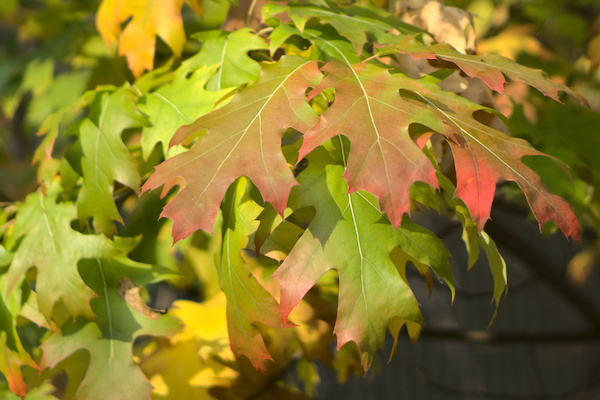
{"left": 0, "top": 0, "right": 596, "bottom": 399}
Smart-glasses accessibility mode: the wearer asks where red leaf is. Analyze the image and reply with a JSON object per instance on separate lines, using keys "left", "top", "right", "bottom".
{"left": 415, "top": 87, "right": 580, "bottom": 240}
{"left": 300, "top": 61, "right": 449, "bottom": 227}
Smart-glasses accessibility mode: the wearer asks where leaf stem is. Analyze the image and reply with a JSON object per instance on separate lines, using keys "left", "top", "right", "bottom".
{"left": 246, "top": 0, "right": 259, "bottom": 27}
{"left": 257, "top": 27, "right": 273, "bottom": 37}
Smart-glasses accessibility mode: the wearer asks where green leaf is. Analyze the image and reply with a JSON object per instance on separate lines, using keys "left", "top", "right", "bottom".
{"left": 5, "top": 191, "right": 119, "bottom": 322}
{"left": 74, "top": 85, "right": 148, "bottom": 235}
{"left": 190, "top": 28, "right": 269, "bottom": 91}
{"left": 0, "top": 245, "right": 12, "bottom": 267}
{"left": 479, "top": 231, "right": 507, "bottom": 325}
{"left": 261, "top": 219, "right": 305, "bottom": 261}
{"left": 5, "top": 59, "right": 54, "bottom": 117}
{"left": 33, "top": 107, "right": 79, "bottom": 180}
{"left": 273, "top": 139, "right": 453, "bottom": 370}
{"left": 253, "top": 204, "right": 281, "bottom": 254}
{"left": 139, "top": 64, "right": 232, "bottom": 160}
{"left": 0, "top": 382, "right": 59, "bottom": 400}
{"left": 274, "top": 23, "right": 365, "bottom": 64}
{"left": 286, "top": 2, "right": 410, "bottom": 54}
{"left": 27, "top": 71, "right": 90, "bottom": 128}
{"left": 437, "top": 174, "right": 506, "bottom": 318}
{"left": 40, "top": 255, "right": 180, "bottom": 400}
{"left": 216, "top": 178, "right": 289, "bottom": 372}
{"left": 435, "top": 172, "right": 480, "bottom": 262}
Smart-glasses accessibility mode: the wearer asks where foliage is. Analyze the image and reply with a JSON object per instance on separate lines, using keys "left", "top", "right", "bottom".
{"left": 0, "top": 0, "right": 597, "bottom": 398}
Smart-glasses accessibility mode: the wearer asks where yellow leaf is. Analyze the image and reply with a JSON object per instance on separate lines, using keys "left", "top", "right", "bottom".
{"left": 140, "top": 294, "right": 238, "bottom": 399}
{"left": 170, "top": 294, "right": 234, "bottom": 361}
{"left": 587, "top": 33, "right": 600, "bottom": 73}
{"left": 477, "top": 25, "right": 551, "bottom": 61}
{"left": 567, "top": 242, "right": 600, "bottom": 285}
{"left": 143, "top": 339, "right": 237, "bottom": 399}
{"left": 97, "top": 0, "right": 186, "bottom": 76}
{"left": 332, "top": 342, "right": 362, "bottom": 384}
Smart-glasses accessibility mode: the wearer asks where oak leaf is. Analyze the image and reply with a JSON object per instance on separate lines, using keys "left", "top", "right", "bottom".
{"left": 273, "top": 140, "right": 454, "bottom": 370}
{"left": 139, "top": 64, "right": 232, "bottom": 160}
{"left": 285, "top": 2, "right": 408, "bottom": 54}
{"left": 142, "top": 56, "right": 322, "bottom": 242}
{"left": 306, "top": 54, "right": 579, "bottom": 240}
{"left": 74, "top": 86, "right": 148, "bottom": 236}
{"left": 390, "top": 37, "right": 589, "bottom": 106}
{"left": 5, "top": 191, "right": 119, "bottom": 322}
{"left": 215, "top": 178, "right": 291, "bottom": 372}
{"left": 479, "top": 231, "right": 507, "bottom": 324}
{"left": 40, "top": 256, "right": 180, "bottom": 400}
{"left": 96, "top": 0, "right": 186, "bottom": 77}
{"left": 300, "top": 60, "right": 449, "bottom": 227}
{"left": 190, "top": 28, "right": 269, "bottom": 91}
{"left": 407, "top": 78, "right": 580, "bottom": 240}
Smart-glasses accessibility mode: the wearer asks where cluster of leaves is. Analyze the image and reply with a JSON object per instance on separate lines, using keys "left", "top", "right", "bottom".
{"left": 0, "top": 0, "right": 592, "bottom": 398}
{"left": 448, "top": 0, "right": 600, "bottom": 282}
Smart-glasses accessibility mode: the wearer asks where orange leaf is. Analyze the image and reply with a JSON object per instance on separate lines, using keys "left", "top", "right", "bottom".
{"left": 97, "top": 0, "right": 186, "bottom": 76}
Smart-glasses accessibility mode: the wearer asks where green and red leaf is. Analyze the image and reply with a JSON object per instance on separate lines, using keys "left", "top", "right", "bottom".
{"left": 273, "top": 140, "right": 453, "bottom": 370}
{"left": 300, "top": 60, "right": 449, "bottom": 227}
{"left": 142, "top": 56, "right": 322, "bottom": 241}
